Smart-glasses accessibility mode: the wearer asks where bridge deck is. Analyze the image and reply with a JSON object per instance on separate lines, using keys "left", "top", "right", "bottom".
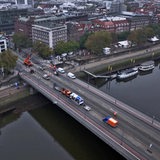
{"left": 20, "top": 72, "right": 160, "bottom": 160}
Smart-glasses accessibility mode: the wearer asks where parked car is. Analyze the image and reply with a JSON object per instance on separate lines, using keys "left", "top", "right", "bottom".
{"left": 57, "top": 67, "right": 65, "bottom": 74}
{"left": 43, "top": 74, "right": 50, "bottom": 80}
{"left": 67, "top": 72, "right": 76, "bottom": 79}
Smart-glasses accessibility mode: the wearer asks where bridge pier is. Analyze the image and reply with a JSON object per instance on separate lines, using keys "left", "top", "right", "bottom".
{"left": 29, "top": 86, "right": 38, "bottom": 95}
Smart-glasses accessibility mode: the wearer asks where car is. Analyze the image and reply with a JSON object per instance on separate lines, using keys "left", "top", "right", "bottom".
{"left": 57, "top": 67, "right": 65, "bottom": 74}
{"left": 43, "top": 74, "right": 50, "bottom": 80}
{"left": 53, "top": 71, "right": 59, "bottom": 76}
{"left": 68, "top": 52, "right": 73, "bottom": 56}
{"left": 54, "top": 85, "right": 61, "bottom": 92}
{"left": 30, "top": 69, "right": 35, "bottom": 74}
{"left": 67, "top": 72, "right": 76, "bottom": 79}
{"left": 84, "top": 105, "right": 91, "bottom": 111}
{"left": 39, "top": 65, "right": 46, "bottom": 71}
{"left": 61, "top": 53, "right": 67, "bottom": 57}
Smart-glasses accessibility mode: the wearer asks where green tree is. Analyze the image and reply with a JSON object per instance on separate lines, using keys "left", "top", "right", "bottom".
{"left": 128, "top": 29, "right": 147, "bottom": 46}
{"left": 117, "top": 31, "right": 130, "bottom": 41}
{"left": 85, "top": 31, "right": 112, "bottom": 54}
{"left": 144, "top": 27, "right": 154, "bottom": 39}
{"left": 67, "top": 41, "right": 79, "bottom": 52}
{"left": 32, "top": 41, "right": 52, "bottom": 58}
{"left": 54, "top": 41, "right": 79, "bottom": 55}
{"left": 79, "top": 32, "right": 92, "bottom": 49}
{"left": 0, "top": 50, "right": 17, "bottom": 75}
{"left": 12, "top": 33, "right": 32, "bottom": 49}
{"left": 149, "top": 24, "right": 160, "bottom": 37}
{"left": 54, "top": 41, "right": 67, "bottom": 54}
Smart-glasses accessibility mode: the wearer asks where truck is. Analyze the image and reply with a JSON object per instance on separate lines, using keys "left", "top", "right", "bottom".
{"left": 61, "top": 88, "right": 72, "bottom": 97}
{"left": 24, "top": 54, "right": 33, "bottom": 67}
{"left": 70, "top": 92, "right": 84, "bottom": 105}
{"left": 103, "top": 116, "right": 118, "bottom": 127}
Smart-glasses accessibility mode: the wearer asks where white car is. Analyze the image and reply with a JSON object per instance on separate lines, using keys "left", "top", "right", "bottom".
{"left": 57, "top": 67, "right": 65, "bottom": 74}
{"left": 43, "top": 74, "right": 50, "bottom": 80}
{"left": 84, "top": 106, "right": 91, "bottom": 111}
{"left": 67, "top": 72, "right": 76, "bottom": 79}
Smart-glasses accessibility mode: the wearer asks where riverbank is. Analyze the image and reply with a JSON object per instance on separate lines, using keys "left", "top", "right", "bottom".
{"left": 0, "top": 85, "right": 50, "bottom": 114}
{"left": 71, "top": 45, "right": 160, "bottom": 77}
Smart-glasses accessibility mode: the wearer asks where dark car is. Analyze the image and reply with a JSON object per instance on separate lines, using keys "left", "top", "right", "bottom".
{"left": 30, "top": 69, "right": 35, "bottom": 74}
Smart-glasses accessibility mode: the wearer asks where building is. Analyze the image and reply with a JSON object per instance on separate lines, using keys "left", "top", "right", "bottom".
{"left": 0, "top": 8, "right": 28, "bottom": 34}
{"left": 15, "top": 0, "right": 34, "bottom": 6}
{"left": 15, "top": 16, "right": 34, "bottom": 39}
{"left": 32, "top": 22, "right": 67, "bottom": 49}
{"left": 0, "top": 35, "right": 7, "bottom": 53}
{"left": 104, "top": 0, "right": 126, "bottom": 14}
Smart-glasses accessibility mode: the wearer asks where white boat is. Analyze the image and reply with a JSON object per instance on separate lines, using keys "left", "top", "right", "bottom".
{"left": 117, "top": 67, "right": 138, "bottom": 80}
{"left": 138, "top": 61, "right": 155, "bottom": 71}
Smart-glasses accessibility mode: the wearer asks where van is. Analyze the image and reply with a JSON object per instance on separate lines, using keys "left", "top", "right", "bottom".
{"left": 67, "top": 72, "right": 76, "bottom": 79}
{"left": 57, "top": 68, "right": 65, "bottom": 74}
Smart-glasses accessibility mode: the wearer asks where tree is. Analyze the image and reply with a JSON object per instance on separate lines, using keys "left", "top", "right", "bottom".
{"left": 144, "top": 27, "right": 154, "bottom": 39}
{"left": 85, "top": 31, "right": 112, "bottom": 54}
{"left": 117, "top": 31, "right": 130, "bottom": 41}
{"left": 128, "top": 29, "right": 147, "bottom": 46}
{"left": 0, "top": 50, "right": 17, "bottom": 75}
{"left": 54, "top": 41, "right": 79, "bottom": 55}
{"left": 54, "top": 41, "right": 67, "bottom": 54}
{"left": 149, "top": 24, "right": 160, "bottom": 37}
{"left": 32, "top": 41, "right": 53, "bottom": 58}
{"left": 79, "top": 32, "right": 92, "bottom": 49}
{"left": 12, "top": 33, "right": 32, "bottom": 49}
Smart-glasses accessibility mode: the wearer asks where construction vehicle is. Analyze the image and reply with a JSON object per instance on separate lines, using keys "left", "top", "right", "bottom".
{"left": 24, "top": 54, "right": 33, "bottom": 67}
{"left": 61, "top": 88, "right": 72, "bottom": 97}
{"left": 103, "top": 116, "right": 118, "bottom": 127}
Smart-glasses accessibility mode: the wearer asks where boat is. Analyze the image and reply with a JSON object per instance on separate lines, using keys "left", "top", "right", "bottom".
{"left": 138, "top": 61, "right": 155, "bottom": 71}
{"left": 117, "top": 67, "right": 138, "bottom": 80}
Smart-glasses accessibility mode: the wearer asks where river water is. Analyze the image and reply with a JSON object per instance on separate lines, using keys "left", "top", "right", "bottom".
{"left": 98, "top": 60, "right": 160, "bottom": 122}
{"left": 0, "top": 60, "right": 160, "bottom": 160}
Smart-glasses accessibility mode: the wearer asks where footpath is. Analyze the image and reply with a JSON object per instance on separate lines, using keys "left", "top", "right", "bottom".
{"left": 69, "top": 44, "right": 160, "bottom": 73}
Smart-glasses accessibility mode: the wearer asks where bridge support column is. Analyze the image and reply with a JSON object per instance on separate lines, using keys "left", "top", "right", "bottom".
{"left": 29, "top": 87, "right": 37, "bottom": 95}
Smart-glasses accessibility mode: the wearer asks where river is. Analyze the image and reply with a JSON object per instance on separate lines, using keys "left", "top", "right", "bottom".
{"left": 98, "top": 60, "right": 160, "bottom": 122}
{"left": 0, "top": 60, "right": 160, "bottom": 160}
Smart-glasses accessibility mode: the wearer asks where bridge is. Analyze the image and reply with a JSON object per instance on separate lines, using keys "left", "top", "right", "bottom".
{"left": 15, "top": 52, "right": 160, "bottom": 160}
{"left": 18, "top": 67, "right": 160, "bottom": 160}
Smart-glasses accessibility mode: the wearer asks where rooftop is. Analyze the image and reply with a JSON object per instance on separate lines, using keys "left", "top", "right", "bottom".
{"left": 33, "top": 21, "right": 66, "bottom": 29}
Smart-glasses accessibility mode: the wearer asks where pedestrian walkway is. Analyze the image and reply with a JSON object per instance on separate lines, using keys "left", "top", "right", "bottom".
{"left": 69, "top": 44, "right": 160, "bottom": 73}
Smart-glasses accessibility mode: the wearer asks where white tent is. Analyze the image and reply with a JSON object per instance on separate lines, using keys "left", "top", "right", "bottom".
{"left": 118, "top": 40, "right": 131, "bottom": 48}
{"left": 149, "top": 36, "right": 159, "bottom": 42}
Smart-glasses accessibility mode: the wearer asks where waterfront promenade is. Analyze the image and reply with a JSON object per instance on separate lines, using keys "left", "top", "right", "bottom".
{"left": 69, "top": 44, "right": 160, "bottom": 74}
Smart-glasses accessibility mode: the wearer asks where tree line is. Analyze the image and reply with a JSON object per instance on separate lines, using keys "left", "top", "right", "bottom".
{"left": 12, "top": 24, "right": 160, "bottom": 58}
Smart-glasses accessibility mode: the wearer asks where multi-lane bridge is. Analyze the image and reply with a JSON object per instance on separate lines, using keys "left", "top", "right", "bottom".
{"left": 17, "top": 60, "right": 160, "bottom": 160}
